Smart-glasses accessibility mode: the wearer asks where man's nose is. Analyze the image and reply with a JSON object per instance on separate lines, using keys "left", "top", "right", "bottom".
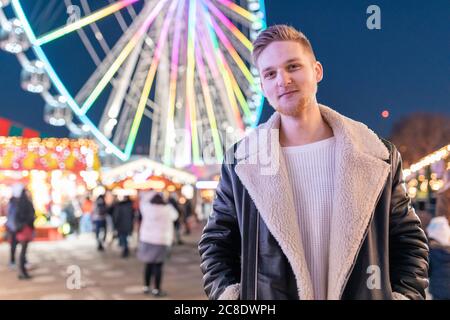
{"left": 276, "top": 70, "right": 292, "bottom": 86}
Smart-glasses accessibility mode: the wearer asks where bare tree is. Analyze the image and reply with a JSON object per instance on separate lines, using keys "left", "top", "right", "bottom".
{"left": 389, "top": 113, "right": 450, "bottom": 168}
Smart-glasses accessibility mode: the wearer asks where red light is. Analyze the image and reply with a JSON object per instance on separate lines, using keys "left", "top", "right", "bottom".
{"left": 381, "top": 110, "right": 389, "bottom": 118}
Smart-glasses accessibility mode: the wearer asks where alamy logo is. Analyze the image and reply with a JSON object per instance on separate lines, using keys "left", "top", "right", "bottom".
{"left": 67, "top": 5, "right": 81, "bottom": 24}
{"left": 66, "top": 265, "right": 82, "bottom": 290}
{"left": 366, "top": 265, "right": 381, "bottom": 290}
{"left": 366, "top": 5, "right": 381, "bottom": 30}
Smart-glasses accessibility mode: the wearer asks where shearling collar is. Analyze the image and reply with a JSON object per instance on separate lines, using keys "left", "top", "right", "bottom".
{"left": 234, "top": 104, "right": 391, "bottom": 300}
{"left": 235, "top": 104, "right": 389, "bottom": 162}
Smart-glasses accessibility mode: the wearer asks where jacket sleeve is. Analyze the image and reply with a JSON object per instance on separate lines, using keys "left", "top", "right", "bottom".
{"left": 388, "top": 148, "right": 429, "bottom": 300}
{"left": 198, "top": 149, "right": 241, "bottom": 300}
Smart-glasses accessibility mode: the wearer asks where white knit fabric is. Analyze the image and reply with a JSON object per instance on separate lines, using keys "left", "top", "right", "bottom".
{"left": 282, "top": 136, "right": 336, "bottom": 300}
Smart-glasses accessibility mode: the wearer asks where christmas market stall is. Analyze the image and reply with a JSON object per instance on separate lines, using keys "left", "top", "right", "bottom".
{"left": 403, "top": 144, "right": 450, "bottom": 227}
{"left": 0, "top": 137, "right": 101, "bottom": 241}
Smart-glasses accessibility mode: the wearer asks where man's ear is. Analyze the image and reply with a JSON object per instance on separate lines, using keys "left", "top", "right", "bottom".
{"left": 315, "top": 61, "right": 324, "bottom": 83}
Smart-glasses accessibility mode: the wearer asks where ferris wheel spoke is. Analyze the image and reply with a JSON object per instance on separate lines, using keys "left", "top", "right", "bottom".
{"left": 221, "top": 54, "right": 252, "bottom": 121}
{"left": 111, "top": 40, "right": 156, "bottom": 149}
{"left": 202, "top": 0, "right": 252, "bottom": 51}
{"left": 196, "top": 14, "right": 241, "bottom": 133}
{"left": 185, "top": 0, "right": 202, "bottom": 164}
{"left": 80, "top": 0, "right": 111, "bottom": 54}
{"left": 194, "top": 42, "right": 224, "bottom": 161}
{"left": 79, "top": 0, "right": 170, "bottom": 115}
{"left": 33, "top": 0, "right": 140, "bottom": 47}
{"left": 106, "top": 0, "right": 131, "bottom": 32}
{"left": 163, "top": 0, "right": 187, "bottom": 165}
{"left": 213, "top": 0, "right": 262, "bottom": 24}
{"left": 124, "top": 0, "right": 179, "bottom": 157}
{"left": 199, "top": 12, "right": 253, "bottom": 121}
{"left": 98, "top": 34, "right": 145, "bottom": 139}
{"left": 207, "top": 15, "right": 256, "bottom": 91}
{"left": 63, "top": 0, "right": 101, "bottom": 66}
{"left": 200, "top": 38, "right": 235, "bottom": 127}
{"left": 74, "top": 0, "right": 161, "bottom": 103}
{"left": 200, "top": 3, "right": 245, "bottom": 132}
{"left": 0, "top": 9, "right": 8, "bottom": 28}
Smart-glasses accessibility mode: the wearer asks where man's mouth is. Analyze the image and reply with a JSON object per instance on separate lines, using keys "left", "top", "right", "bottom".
{"left": 278, "top": 90, "right": 299, "bottom": 99}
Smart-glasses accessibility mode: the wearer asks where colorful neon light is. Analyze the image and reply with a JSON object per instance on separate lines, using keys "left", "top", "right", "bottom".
{"left": 163, "top": 0, "right": 186, "bottom": 165}
{"left": 204, "top": 0, "right": 252, "bottom": 51}
{"left": 186, "top": 0, "right": 201, "bottom": 164}
{"left": 124, "top": 0, "right": 179, "bottom": 156}
{"left": 201, "top": 2, "right": 244, "bottom": 131}
{"left": 11, "top": 0, "right": 127, "bottom": 160}
{"left": 34, "top": 0, "right": 139, "bottom": 46}
{"left": 195, "top": 42, "right": 224, "bottom": 162}
{"left": 80, "top": 0, "right": 169, "bottom": 115}
{"left": 209, "top": 16, "right": 258, "bottom": 91}
{"left": 10, "top": 0, "right": 266, "bottom": 162}
{"left": 215, "top": 0, "right": 261, "bottom": 22}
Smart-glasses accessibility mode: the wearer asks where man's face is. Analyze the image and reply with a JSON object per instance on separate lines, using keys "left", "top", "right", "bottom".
{"left": 257, "top": 41, "right": 323, "bottom": 117}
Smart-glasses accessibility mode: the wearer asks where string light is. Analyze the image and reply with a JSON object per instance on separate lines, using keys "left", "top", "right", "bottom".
{"left": 403, "top": 144, "right": 450, "bottom": 179}
{"left": 0, "top": 137, "right": 100, "bottom": 172}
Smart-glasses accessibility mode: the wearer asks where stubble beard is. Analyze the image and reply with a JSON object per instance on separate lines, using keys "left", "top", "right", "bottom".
{"left": 276, "top": 94, "right": 314, "bottom": 118}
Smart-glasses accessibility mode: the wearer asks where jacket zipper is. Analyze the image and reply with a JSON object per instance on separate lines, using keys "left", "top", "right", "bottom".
{"left": 254, "top": 213, "right": 259, "bottom": 300}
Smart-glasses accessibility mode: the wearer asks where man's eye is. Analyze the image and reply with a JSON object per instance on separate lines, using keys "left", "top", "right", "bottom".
{"left": 264, "top": 72, "right": 275, "bottom": 78}
{"left": 288, "top": 64, "right": 300, "bottom": 70}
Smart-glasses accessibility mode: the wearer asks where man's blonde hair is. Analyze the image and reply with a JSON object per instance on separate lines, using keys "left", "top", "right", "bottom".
{"left": 252, "top": 24, "right": 316, "bottom": 66}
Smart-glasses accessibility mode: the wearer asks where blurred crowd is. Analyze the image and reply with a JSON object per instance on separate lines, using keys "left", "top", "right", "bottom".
{"left": 2, "top": 185, "right": 200, "bottom": 297}
{"left": 2, "top": 180, "right": 449, "bottom": 299}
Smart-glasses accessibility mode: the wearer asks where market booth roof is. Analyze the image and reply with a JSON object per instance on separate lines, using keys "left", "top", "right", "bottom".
{"left": 101, "top": 157, "right": 197, "bottom": 187}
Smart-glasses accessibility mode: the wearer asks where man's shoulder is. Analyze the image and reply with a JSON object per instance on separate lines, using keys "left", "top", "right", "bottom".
{"left": 379, "top": 137, "right": 396, "bottom": 153}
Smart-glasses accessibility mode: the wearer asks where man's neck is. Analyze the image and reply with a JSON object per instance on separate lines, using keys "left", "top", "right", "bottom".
{"left": 279, "top": 103, "right": 334, "bottom": 147}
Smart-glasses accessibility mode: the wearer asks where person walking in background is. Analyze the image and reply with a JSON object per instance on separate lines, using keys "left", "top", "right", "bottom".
{"left": 435, "top": 171, "right": 450, "bottom": 222}
{"left": 168, "top": 193, "right": 183, "bottom": 245}
{"left": 426, "top": 175, "right": 450, "bottom": 300}
{"left": 112, "top": 196, "right": 136, "bottom": 258}
{"left": 92, "top": 194, "right": 108, "bottom": 251}
{"left": 5, "top": 184, "right": 23, "bottom": 269}
{"left": 80, "top": 196, "right": 93, "bottom": 234}
{"left": 426, "top": 216, "right": 450, "bottom": 300}
{"left": 14, "top": 188, "right": 35, "bottom": 280}
{"left": 137, "top": 192, "right": 178, "bottom": 297}
{"left": 183, "top": 198, "right": 193, "bottom": 236}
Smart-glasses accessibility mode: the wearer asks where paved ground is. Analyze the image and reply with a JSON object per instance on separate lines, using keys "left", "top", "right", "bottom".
{"left": 0, "top": 223, "right": 207, "bottom": 300}
{"left": 0, "top": 222, "right": 433, "bottom": 300}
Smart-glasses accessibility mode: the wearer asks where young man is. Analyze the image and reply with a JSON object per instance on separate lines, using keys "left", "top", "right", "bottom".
{"left": 198, "top": 25, "right": 429, "bottom": 300}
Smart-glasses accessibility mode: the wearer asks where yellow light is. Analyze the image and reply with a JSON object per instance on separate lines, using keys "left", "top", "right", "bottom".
{"left": 123, "top": 179, "right": 166, "bottom": 190}
{"left": 34, "top": 215, "right": 48, "bottom": 227}
{"left": 404, "top": 144, "right": 450, "bottom": 177}
{"left": 420, "top": 181, "right": 428, "bottom": 192}
{"left": 408, "top": 187, "right": 417, "bottom": 198}
{"left": 62, "top": 223, "right": 71, "bottom": 235}
{"left": 430, "top": 180, "right": 444, "bottom": 191}
{"left": 408, "top": 179, "right": 418, "bottom": 187}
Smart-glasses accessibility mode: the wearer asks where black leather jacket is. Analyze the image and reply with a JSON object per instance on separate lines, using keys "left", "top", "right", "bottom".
{"left": 199, "top": 139, "right": 429, "bottom": 300}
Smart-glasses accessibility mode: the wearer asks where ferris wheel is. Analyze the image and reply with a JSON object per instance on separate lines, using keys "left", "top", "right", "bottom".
{"left": 0, "top": 0, "right": 266, "bottom": 167}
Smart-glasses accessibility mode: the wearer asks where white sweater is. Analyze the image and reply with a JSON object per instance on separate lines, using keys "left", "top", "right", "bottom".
{"left": 139, "top": 191, "right": 179, "bottom": 246}
{"left": 282, "top": 136, "right": 336, "bottom": 300}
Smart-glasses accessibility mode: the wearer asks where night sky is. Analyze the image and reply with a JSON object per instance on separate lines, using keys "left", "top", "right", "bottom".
{"left": 0, "top": 0, "right": 448, "bottom": 148}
